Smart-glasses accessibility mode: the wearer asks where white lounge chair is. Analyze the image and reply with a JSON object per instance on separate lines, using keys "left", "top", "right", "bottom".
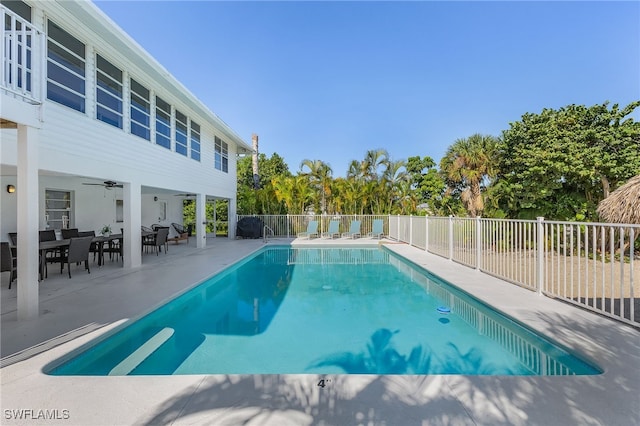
{"left": 322, "top": 220, "right": 340, "bottom": 239}
{"left": 368, "top": 219, "right": 384, "bottom": 239}
{"left": 297, "top": 220, "right": 319, "bottom": 239}
{"left": 342, "top": 220, "right": 361, "bottom": 239}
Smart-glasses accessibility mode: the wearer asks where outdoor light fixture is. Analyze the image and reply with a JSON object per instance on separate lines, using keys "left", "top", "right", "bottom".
{"left": 6, "top": 184, "right": 15, "bottom": 193}
{"left": 154, "top": 196, "right": 158, "bottom": 201}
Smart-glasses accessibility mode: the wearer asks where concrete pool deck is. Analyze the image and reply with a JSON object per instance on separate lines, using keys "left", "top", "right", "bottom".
{"left": 1, "top": 238, "right": 639, "bottom": 425}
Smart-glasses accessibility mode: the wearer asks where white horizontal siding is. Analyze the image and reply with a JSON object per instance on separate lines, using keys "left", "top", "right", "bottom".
{"left": 2, "top": 101, "right": 238, "bottom": 199}
{"left": 3, "top": 0, "right": 246, "bottom": 200}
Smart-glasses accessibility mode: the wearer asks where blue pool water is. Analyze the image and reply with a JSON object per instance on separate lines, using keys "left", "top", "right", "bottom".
{"left": 48, "top": 246, "right": 601, "bottom": 376}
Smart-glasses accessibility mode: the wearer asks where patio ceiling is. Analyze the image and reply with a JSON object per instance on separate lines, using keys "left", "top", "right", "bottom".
{"left": 0, "top": 167, "right": 225, "bottom": 199}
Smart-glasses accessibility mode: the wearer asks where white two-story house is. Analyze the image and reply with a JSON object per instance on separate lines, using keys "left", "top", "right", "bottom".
{"left": 0, "top": 0, "right": 253, "bottom": 319}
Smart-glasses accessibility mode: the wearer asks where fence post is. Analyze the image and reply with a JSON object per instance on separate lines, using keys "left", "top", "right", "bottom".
{"left": 409, "top": 215, "right": 413, "bottom": 247}
{"left": 397, "top": 215, "right": 401, "bottom": 242}
{"left": 448, "top": 215, "right": 454, "bottom": 260}
{"left": 536, "top": 216, "right": 545, "bottom": 295}
{"left": 286, "top": 214, "right": 290, "bottom": 238}
{"left": 476, "top": 216, "right": 481, "bottom": 270}
{"left": 425, "top": 215, "right": 429, "bottom": 252}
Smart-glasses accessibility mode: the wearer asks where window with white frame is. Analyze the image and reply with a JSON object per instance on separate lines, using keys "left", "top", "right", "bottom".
{"left": 190, "top": 121, "right": 201, "bottom": 161}
{"left": 96, "top": 54, "right": 123, "bottom": 128}
{"left": 175, "top": 109, "right": 188, "bottom": 156}
{"left": 47, "top": 19, "right": 85, "bottom": 113}
{"left": 215, "top": 136, "right": 228, "bottom": 173}
{"left": 155, "top": 96, "right": 171, "bottom": 149}
{"left": 45, "top": 189, "right": 72, "bottom": 229}
{"left": 130, "top": 78, "right": 150, "bottom": 140}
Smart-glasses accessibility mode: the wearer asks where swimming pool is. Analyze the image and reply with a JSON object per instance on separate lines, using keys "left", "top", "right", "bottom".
{"left": 48, "top": 246, "right": 601, "bottom": 376}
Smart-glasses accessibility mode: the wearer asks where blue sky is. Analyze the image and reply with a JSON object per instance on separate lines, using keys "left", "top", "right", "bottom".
{"left": 95, "top": 1, "right": 639, "bottom": 177}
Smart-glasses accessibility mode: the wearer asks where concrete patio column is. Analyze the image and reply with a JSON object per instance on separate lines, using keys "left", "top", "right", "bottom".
{"left": 16, "top": 124, "right": 39, "bottom": 320}
{"left": 123, "top": 182, "right": 141, "bottom": 268}
{"left": 228, "top": 198, "right": 236, "bottom": 240}
{"left": 196, "top": 193, "right": 205, "bottom": 248}
{"left": 212, "top": 199, "right": 217, "bottom": 239}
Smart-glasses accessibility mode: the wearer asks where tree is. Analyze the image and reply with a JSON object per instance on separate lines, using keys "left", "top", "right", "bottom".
{"left": 406, "top": 156, "right": 445, "bottom": 213}
{"left": 237, "top": 152, "right": 291, "bottom": 190}
{"left": 300, "top": 159, "right": 333, "bottom": 214}
{"left": 272, "top": 175, "right": 313, "bottom": 214}
{"left": 440, "top": 134, "right": 499, "bottom": 217}
{"left": 361, "top": 149, "right": 389, "bottom": 181}
{"left": 382, "top": 159, "right": 409, "bottom": 213}
{"left": 497, "top": 101, "right": 640, "bottom": 219}
{"left": 237, "top": 153, "right": 291, "bottom": 214}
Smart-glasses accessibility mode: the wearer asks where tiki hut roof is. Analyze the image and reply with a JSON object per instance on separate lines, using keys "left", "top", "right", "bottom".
{"left": 596, "top": 175, "right": 640, "bottom": 224}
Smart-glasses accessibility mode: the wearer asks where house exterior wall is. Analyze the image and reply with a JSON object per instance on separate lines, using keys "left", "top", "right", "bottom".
{"left": 1, "top": 0, "right": 249, "bottom": 233}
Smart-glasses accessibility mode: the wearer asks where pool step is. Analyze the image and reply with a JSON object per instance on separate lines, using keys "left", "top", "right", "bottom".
{"left": 108, "top": 327, "right": 174, "bottom": 376}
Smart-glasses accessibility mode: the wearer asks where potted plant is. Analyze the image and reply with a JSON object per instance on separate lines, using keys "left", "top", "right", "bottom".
{"left": 101, "top": 224, "right": 112, "bottom": 237}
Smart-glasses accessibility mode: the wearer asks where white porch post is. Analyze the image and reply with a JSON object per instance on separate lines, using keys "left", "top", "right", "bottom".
{"left": 16, "top": 125, "right": 39, "bottom": 320}
{"left": 228, "top": 198, "right": 237, "bottom": 240}
{"left": 196, "top": 194, "right": 206, "bottom": 248}
{"left": 123, "top": 182, "right": 141, "bottom": 268}
{"left": 536, "top": 216, "right": 545, "bottom": 296}
{"left": 212, "top": 199, "right": 217, "bottom": 239}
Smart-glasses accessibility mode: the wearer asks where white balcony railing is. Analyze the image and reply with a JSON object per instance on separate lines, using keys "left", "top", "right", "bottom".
{"left": 1, "top": 5, "right": 45, "bottom": 105}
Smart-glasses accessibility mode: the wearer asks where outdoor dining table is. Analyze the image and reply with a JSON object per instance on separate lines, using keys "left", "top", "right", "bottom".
{"left": 27, "top": 234, "right": 124, "bottom": 280}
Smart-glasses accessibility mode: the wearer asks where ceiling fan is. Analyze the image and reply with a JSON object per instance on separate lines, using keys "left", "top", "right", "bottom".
{"left": 82, "top": 180, "right": 123, "bottom": 189}
{"left": 174, "top": 193, "right": 196, "bottom": 197}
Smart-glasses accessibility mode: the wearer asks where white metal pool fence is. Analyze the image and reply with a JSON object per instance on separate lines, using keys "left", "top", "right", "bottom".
{"left": 237, "top": 214, "right": 638, "bottom": 327}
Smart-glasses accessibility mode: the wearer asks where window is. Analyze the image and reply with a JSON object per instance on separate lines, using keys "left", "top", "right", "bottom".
{"left": 45, "top": 189, "right": 72, "bottom": 229}
{"left": 155, "top": 96, "right": 171, "bottom": 149}
{"left": 47, "top": 20, "right": 85, "bottom": 112}
{"left": 130, "top": 78, "right": 150, "bottom": 140}
{"left": 158, "top": 200, "right": 167, "bottom": 221}
{"left": 115, "top": 199, "right": 123, "bottom": 223}
{"left": 190, "top": 121, "right": 201, "bottom": 161}
{"left": 215, "top": 136, "right": 228, "bottom": 173}
{"left": 96, "top": 55, "right": 123, "bottom": 128}
{"left": 175, "top": 110, "right": 188, "bottom": 156}
{"left": 3, "top": 1, "right": 31, "bottom": 22}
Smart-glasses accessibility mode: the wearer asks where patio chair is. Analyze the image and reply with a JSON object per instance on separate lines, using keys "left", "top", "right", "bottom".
{"left": 61, "top": 228, "right": 79, "bottom": 239}
{"left": 40, "top": 229, "right": 62, "bottom": 277}
{"left": 1, "top": 242, "right": 17, "bottom": 289}
{"left": 169, "top": 223, "right": 190, "bottom": 244}
{"left": 102, "top": 229, "right": 123, "bottom": 262}
{"left": 297, "top": 220, "right": 319, "bottom": 239}
{"left": 141, "top": 226, "right": 155, "bottom": 252}
{"left": 342, "top": 220, "right": 361, "bottom": 239}
{"left": 143, "top": 227, "right": 169, "bottom": 256}
{"left": 322, "top": 220, "right": 340, "bottom": 239}
{"left": 78, "top": 230, "right": 103, "bottom": 264}
{"left": 368, "top": 219, "right": 384, "bottom": 239}
{"left": 61, "top": 236, "right": 93, "bottom": 278}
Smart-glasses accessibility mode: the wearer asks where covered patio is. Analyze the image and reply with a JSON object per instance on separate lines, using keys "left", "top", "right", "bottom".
{"left": 0, "top": 164, "right": 236, "bottom": 322}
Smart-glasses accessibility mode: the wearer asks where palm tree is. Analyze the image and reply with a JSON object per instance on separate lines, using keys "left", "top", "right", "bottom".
{"left": 382, "top": 159, "right": 409, "bottom": 213}
{"left": 346, "top": 160, "right": 363, "bottom": 181}
{"left": 362, "top": 149, "right": 389, "bottom": 181}
{"left": 300, "top": 159, "right": 332, "bottom": 214}
{"left": 272, "top": 175, "right": 297, "bottom": 213}
{"left": 440, "top": 134, "right": 499, "bottom": 217}
{"left": 272, "top": 175, "right": 314, "bottom": 214}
